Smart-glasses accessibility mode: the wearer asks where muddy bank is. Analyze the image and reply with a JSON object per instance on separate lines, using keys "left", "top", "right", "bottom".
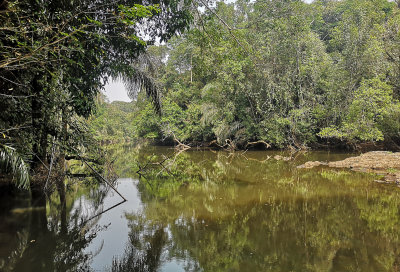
{"left": 297, "top": 151, "right": 400, "bottom": 183}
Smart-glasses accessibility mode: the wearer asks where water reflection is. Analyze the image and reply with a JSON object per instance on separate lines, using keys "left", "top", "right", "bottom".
{"left": 2, "top": 146, "right": 400, "bottom": 271}
{"left": 122, "top": 147, "right": 400, "bottom": 271}
{"left": 0, "top": 178, "right": 111, "bottom": 272}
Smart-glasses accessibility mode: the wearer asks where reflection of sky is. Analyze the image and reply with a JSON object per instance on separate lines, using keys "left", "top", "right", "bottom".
{"left": 160, "top": 229, "right": 186, "bottom": 272}
{"left": 84, "top": 178, "right": 193, "bottom": 271}
{"left": 160, "top": 259, "right": 186, "bottom": 272}
{"left": 82, "top": 177, "right": 196, "bottom": 271}
{"left": 85, "top": 178, "right": 142, "bottom": 271}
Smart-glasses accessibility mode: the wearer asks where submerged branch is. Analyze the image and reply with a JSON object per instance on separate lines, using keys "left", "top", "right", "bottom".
{"left": 65, "top": 155, "right": 103, "bottom": 164}
{"left": 81, "top": 158, "right": 127, "bottom": 201}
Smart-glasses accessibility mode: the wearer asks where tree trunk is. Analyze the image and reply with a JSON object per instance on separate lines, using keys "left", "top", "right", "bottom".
{"left": 57, "top": 177, "right": 67, "bottom": 234}
{"left": 31, "top": 75, "right": 42, "bottom": 167}
{"left": 31, "top": 74, "right": 49, "bottom": 167}
{"left": 59, "top": 106, "right": 68, "bottom": 234}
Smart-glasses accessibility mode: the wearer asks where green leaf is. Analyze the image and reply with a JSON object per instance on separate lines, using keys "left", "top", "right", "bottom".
{"left": 0, "top": 145, "right": 30, "bottom": 190}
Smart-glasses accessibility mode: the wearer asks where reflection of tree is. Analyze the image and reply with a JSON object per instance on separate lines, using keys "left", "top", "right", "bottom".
{"left": 133, "top": 194, "right": 400, "bottom": 272}
{"left": 16, "top": 145, "right": 394, "bottom": 272}
{"left": 1, "top": 179, "right": 111, "bottom": 272}
{"left": 355, "top": 192, "right": 400, "bottom": 271}
{"left": 124, "top": 147, "right": 400, "bottom": 271}
{"left": 110, "top": 213, "right": 167, "bottom": 272}
{"left": 0, "top": 188, "right": 32, "bottom": 272}
{"left": 106, "top": 143, "right": 143, "bottom": 178}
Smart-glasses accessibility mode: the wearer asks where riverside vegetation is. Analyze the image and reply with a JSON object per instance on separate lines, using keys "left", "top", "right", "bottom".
{"left": 1, "top": 1, "right": 400, "bottom": 270}
{"left": 2, "top": 145, "right": 400, "bottom": 271}
{"left": 0, "top": 0, "right": 192, "bottom": 190}
{"left": 90, "top": 0, "right": 400, "bottom": 151}
{"left": 2, "top": 0, "right": 400, "bottom": 189}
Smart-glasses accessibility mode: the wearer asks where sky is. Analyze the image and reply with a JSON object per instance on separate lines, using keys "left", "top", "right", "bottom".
{"left": 103, "top": 80, "right": 131, "bottom": 102}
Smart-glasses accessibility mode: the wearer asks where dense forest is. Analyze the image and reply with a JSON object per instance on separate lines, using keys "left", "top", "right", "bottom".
{"left": 2, "top": 1, "right": 400, "bottom": 271}
{"left": 91, "top": 0, "right": 400, "bottom": 150}
{"left": 0, "top": 0, "right": 191, "bottom": 189}
{"left": 1, "top": 0, "right": 400, "bottom": 189}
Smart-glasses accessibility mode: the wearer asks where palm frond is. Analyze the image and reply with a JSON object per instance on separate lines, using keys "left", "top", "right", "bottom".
{"left": 0, "top": 144, "right": 30, "bottom": 190}
{"left": 200, "top": 103, "right": 219, "bottom": 125}
{"left": 118, "top": 53, "right": 162, "bottom": 114}
{"left": 124, "top": 69, "right": 161, "bottom": 114}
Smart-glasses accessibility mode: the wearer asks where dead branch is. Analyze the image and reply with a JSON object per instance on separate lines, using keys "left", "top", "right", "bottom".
{"left": 207, "top": 140, "right": 224, "bottom": 149}
{"left": 84, "top": 199, "right": 126, "bottom": 224}
{"left": 245, "top": 140, "right": 271, "bottom": 149}
{"left": 81, "top": 158, "right": 126, "bottom": 201}
{"left": 164, "top": 127, "right": 191, "bottom": 151}
{"left": 225, "top": 139, "right": 236, "bottom": 151}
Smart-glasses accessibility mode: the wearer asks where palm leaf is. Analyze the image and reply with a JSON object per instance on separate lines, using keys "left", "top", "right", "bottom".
{"left": 0, "top": 144, "right": 30, "bottom": 190}
{"left": 117, "top": 53, "right": 162, "bottom": 114}
{"left": 124, "top": 69, "right": 161, "bottom": 114}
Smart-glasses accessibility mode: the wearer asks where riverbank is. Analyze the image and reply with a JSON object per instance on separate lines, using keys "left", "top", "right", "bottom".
{"left": 114, "top": 137, "right": 400, "bottom": 152}
{"left": 298, "top": 151, "right": 400, "bottom": 184}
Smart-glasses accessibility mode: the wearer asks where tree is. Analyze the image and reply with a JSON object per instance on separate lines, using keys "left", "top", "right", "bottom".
{"left": 0, "top": 144, "right": 30, "bottom": 189}
{"left": 0, "top": 0, "right": 192, "bottom": 189}
{"left": 125, "top": 0, "right": 400, "bottom": 149}
{"left": 319, "top": 77, "right": 400, "bottom": 142}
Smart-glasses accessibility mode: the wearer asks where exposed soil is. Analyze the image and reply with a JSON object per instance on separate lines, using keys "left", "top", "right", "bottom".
{"left": 273, "top": 155, "right": 292, "bottom": 161}
{"left": 297, "top": 151, "right": 400, "bottom": 183}
{"left": 297, "top": 161, "right": 327, "bottom": 168}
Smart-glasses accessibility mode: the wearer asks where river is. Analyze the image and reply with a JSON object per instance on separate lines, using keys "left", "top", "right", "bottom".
{"left": 1, "top": 145, "right": 400, "bottom": 271}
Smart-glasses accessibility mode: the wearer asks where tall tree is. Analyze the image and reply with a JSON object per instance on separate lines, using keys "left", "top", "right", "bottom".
{"left": 0, "top": 0, "right": 192, "bottom": 188}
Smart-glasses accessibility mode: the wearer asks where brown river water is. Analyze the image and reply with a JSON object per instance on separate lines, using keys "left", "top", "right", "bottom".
{"left": 1, "top": 145, "right": 400, "bottom": 271}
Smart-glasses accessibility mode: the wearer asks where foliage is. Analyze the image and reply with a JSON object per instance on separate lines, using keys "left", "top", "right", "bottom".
{"left": 88, "top": 98, "right": 137, "bottom": 142}
{"left": 123, "top": 0, "right": 400, "bottom": 149}
{"left": 0, "top": 0, "right": 192, "bottom": 189}
{"left": 319, "top": 77, "right": 400, "bottom": 141}
{"left": 0, "top": 144, "right": 30, "bottom": 190}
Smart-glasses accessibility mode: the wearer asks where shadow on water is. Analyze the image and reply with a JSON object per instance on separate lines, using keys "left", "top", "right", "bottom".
{"left": 0, "top": 177, "right": 111, "bottom": 272}
{"left": 2, "top": 145, "right": 400, "bottom": 271}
